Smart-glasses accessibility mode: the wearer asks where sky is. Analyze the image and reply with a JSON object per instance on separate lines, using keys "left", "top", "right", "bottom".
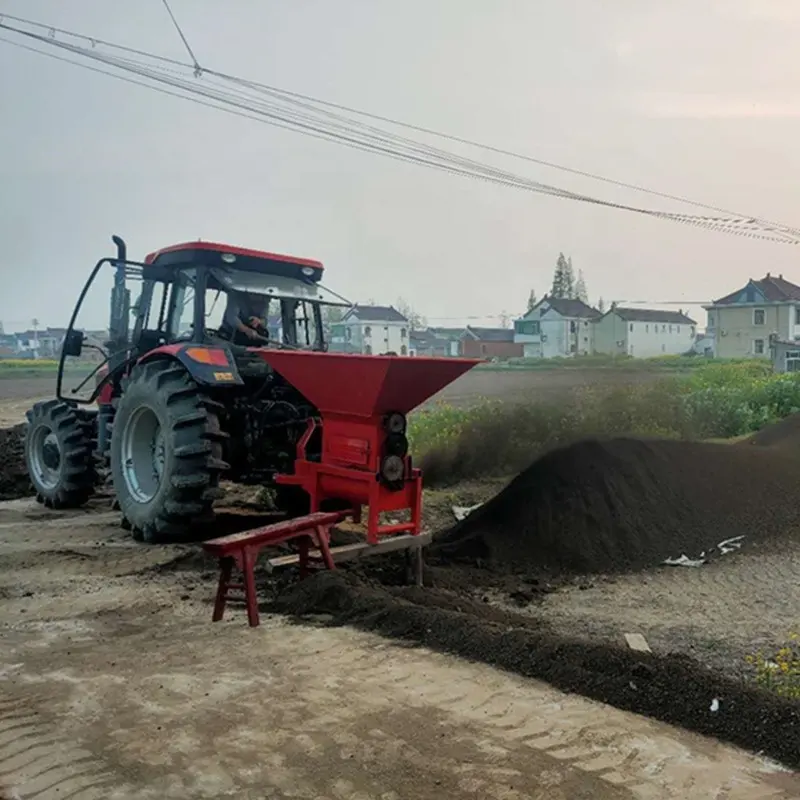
{"left": 2, "top": 0, "right": 800, "bottom": 332}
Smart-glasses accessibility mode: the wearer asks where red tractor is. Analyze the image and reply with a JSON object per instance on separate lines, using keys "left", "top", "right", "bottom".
{"left": 24, "top": 236, "right": 478, "bottom": 544}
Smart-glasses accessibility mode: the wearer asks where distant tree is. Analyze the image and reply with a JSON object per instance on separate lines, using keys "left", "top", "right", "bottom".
{"left": 395, "top": 297, "right": 426, "bottom": 330}
{"left": 597, "top": 296, "right": 606, "bottom": 313}
{"left": 574, "top": 270, "right": 588, "bottom": 303}
{"left": 526, "top": 290, "right": 537, "bottom": 312}
{"left": 499, "top": 310, "right": 512, "bottom": 329}
{"left": 565, "top": 257, "right": 576, "bottom": 298}
{"left": 550, "top": 253, "right": 570, "bottom": 298}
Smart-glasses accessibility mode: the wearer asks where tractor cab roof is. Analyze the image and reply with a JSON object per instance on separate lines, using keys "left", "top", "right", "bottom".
{"left": 144, "top": 241, "right": 325, "bottom": 284}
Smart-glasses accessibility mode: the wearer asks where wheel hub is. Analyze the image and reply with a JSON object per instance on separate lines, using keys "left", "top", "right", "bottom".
{"left": 121, "top": 406, "right": 165, "bottom": 504}
{"left": 30, "top": 426, "right": 62, "bottom": 490}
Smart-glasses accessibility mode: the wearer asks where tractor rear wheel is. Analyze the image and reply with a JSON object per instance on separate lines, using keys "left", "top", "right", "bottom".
{"left": 25, "top": 400, "right": 96, "bottom": 509}
{"left": 109, "top": 360, "right": 227, "bottom": 543}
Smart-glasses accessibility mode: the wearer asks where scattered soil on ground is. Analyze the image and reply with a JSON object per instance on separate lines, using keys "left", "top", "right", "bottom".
{"left": 274, "top": 570, "right": 800, "bottom": 770}
{"left": 433, "top": 436, "right": 800, "bottom": 574}
{"left": 0, "top": 425, "right": 29, "bottom": 502}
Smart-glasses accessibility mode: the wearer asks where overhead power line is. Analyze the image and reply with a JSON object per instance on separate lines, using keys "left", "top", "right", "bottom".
{"left": 1, "top": 13, "right": 799, "bottom": 245}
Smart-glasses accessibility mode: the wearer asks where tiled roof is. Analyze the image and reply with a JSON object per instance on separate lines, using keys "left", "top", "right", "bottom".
{"left": 611, "top": 307, "right": 696, "bottom": 324}
{"left": 713, "top": 274, "right": 800, "bottom": 305}
{"left": 463, "top": 326, "right": 515, "bottom": 342}
{"left": 344, "top": 305, "right": 408, "bottom": 323}
{"left": 543, "top": 298, "right": 601, "bottom": 319}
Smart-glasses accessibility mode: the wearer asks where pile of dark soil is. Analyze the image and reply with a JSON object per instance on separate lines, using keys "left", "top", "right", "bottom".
{"left": 273, "top": 571, "right": 800, "bottom": 769}
{"left": 0, "top": 425, "right": 30, "bottom": 502}
{"left": 433, "top": 437, "right": 800, "bottom": 574}
{"left": 745, "top": 412, "right": 800, "bottom": 450}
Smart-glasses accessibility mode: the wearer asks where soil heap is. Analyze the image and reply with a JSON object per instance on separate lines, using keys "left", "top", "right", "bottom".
{"left": 0, "top": 425, "right": 31, "bottom": 502}
{"left": 434, "top": 437, "right": 800, "bottom": 574}
{"left": 744, "top": 411, "right": 800, "bottom": 450}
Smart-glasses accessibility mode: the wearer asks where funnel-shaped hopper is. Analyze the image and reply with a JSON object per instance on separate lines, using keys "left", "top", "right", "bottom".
{"left": 256, "top": 351, "right": 480, "bottom": 417}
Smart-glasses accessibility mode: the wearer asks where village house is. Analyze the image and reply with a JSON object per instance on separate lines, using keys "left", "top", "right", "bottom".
{"left": 459, "top": 326, "right": 522, "bottom": 359}
{"left": 513, "top": 297, "right": 601, "bottom": 358}
{"left": 409, "top": 327, "right": 463, "bottom": 357}
{"left": 329, "top": 305, "right": 410, "bottom": 355}
{"left": 593, "top": 307, "right": 696, "bottom": 358}
{"left": 703, "top": 273, "right": 800, "bottom": 359}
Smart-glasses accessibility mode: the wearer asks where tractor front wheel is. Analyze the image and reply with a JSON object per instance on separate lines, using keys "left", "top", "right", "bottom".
{"left": 110, "top": 360, "right": 227, "bottom": 543}
{"left": 24, "top": 400, "right": 96, "bottom": 509}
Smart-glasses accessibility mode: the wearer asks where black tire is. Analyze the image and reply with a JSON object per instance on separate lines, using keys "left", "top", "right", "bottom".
{"left": 24, "top": 400, "right": 96, "bottom": 509}
{"left": 109, "top": 360, "right": 228, "bottom": 543}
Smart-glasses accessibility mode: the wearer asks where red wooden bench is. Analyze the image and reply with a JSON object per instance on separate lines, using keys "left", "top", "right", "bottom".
{"left": 202, "top": 511, "right": 347, "bottom": 627}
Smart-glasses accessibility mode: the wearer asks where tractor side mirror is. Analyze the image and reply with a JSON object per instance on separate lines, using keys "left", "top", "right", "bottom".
{"left": 62, "top": 329, "right": 85, "bottom": 358}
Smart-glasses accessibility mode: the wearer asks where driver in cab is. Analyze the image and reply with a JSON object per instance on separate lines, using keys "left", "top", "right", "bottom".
{"left": 220, "top": 290, "right": 269, "bottom": 346}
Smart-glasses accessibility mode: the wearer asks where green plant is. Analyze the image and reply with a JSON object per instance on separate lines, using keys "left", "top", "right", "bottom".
{"left": 746, "top": 635, "right": 800, "bottom": 699}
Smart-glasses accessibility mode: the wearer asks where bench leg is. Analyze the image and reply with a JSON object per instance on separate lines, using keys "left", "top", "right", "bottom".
{"left": 315, "top": 524, "right": 336, "bottom": 571}
{"left": 241, "top": 547, "right": 260, "bottom": 628}
{"left": 213, "top": 557, "right": 234, "bottom": 622}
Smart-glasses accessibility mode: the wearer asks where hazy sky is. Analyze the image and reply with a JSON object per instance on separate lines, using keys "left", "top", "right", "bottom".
{"left": 2, "top": 0, "right": 800, "bottom": 331}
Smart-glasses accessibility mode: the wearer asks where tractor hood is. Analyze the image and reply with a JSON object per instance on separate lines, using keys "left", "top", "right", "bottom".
{"left": 255, "top": 350, "right": 480, "bottom": 418}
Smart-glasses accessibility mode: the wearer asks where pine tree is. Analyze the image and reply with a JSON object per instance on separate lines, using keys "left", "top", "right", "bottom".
{"left": 551, "top": 253, "right": 569, "bottom": 298}
{"left": 564, "top": 257, "right": 576, "bottom": 298}
{"left": 526, "top": 290, "right": 537, "bottom": 312}
{"left": 597, "top": 296, "right": 606, "bottom": 313}
{"left": 574, "top": 270, "right": 588, "bottom": 303}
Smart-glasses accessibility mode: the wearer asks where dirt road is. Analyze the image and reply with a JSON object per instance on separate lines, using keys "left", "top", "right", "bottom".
{"left": 1, "top": 499, "right": 798, "bottom": 799}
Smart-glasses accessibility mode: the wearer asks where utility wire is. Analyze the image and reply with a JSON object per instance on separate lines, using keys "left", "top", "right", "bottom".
{"left": 2, "top": 16, "right": 799, "bottom": 246}
{"left": 159, "top": 0, "right": 201, "bottom": 75}
{"left": 2, "top": 10, "right": 796, "bottom": 233}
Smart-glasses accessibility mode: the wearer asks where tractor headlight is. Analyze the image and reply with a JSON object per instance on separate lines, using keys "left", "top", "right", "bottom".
{"left": 383, "top": 412, "right": 406, "bottom": 435}
{"left": 380, "top": 454, "right": 405, "bottom": 484}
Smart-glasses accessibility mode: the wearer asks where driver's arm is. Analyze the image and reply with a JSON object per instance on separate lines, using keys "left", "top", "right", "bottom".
{"left": 223, "top": 294, "right": 258, "bottom": 337}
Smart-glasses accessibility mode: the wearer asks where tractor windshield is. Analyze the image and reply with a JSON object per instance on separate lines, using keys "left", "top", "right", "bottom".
{"left": 171, "top": 266, "right": 350, "bottom": 349}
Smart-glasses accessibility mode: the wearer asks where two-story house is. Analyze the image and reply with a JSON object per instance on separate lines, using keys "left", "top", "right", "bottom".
{"left": 329, "top": 305, "right": 410, "bottom": 355}
{"left": 513, "top": 297, "right": 601, "bottom": 358}
{"left": 703, "top": 273, "right": 800, "bottom": 359}
{"left": 593, "top": 308, "right": 696, "bottom": 358}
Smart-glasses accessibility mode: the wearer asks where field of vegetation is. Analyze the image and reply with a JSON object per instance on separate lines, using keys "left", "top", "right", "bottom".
{"left": 411, "top": 359, "right": 800, "bottom": 484}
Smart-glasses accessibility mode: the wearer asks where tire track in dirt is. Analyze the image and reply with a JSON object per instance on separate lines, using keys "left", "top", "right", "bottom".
{"left": 0, "top": 699, "right": 117, "bottom": 799}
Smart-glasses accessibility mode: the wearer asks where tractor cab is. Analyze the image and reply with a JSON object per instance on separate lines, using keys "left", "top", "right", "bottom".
{"left": 57, "top": 237, "right": 351, "bottom": 404}
{"left": 143, "top": 242, "right": 349, "bottom": 352}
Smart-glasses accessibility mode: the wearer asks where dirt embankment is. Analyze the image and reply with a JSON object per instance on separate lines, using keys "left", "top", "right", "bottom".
{"left": 0, "top": 426, "right": 29, "bottom": 502}
{"left": 433, "top": 436, "right": 800, "bottom": 575}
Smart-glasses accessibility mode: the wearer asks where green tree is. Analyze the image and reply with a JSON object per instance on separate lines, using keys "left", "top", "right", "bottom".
{"left": 575, "top": 270, "right": 588, "bottom": 303}
{"left": 565, "top": 257, "right": 576, "bottom": 298}
{"left": 526, "top": 290, "right": 537, "bottom": 312}
{"left": 550, "top": 253, "right": 570, "bottom": 298}
{"left": 597, "top": 296, "right": 606, "bottom": 313}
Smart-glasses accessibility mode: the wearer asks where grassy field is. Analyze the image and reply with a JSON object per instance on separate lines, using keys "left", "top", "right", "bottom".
{"left": 411, "top": 359, "right": 799, "bottom": 483}
{"left": 476, "top": 354, "right": 747, "bottom": 371}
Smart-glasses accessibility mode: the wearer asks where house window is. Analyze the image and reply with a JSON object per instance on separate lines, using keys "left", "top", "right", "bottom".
{"left": 364, "top": 326, "right": 372, "bottom": 337}
{"left": 669, "top": 325, "right": 673, "bottom": 334}
{"left": 754, "top": 339, "right": 765, "bottom": 355}
{"left": 645, "top": 324, "right": 649, "bottom": 333}
{"left": 345, "top": 328, "right": 352, "bottom": 341}
{"left": 570, "top": 321, "right": 577, "bottom": 333}
{"left": 514, "top": 320, "right": 540, "bottom": 335}
{"left": 708, "top": 312, "right": 715, "bottom": 327}
{"left": 786, "top": 350, "right": 800, "bottom": 371}
{"left": 400, "top": 328, "right": 407, "bottom": 338}
{"left": 401, "top": 344, "right": 407, "bottom": 355}
{"left": 753, "top": 309, "right": 765, "bottom": 325}
{"left": 677, "top": 325, "right": 680, "bottom": 333}
{"left": 662, "top": 324, "right": 666, "bottom": 332}
{"left": 365, "top": 344, "right": 372, "bottom": 355}
{"left": 795, "top": 307, "right": 800, "bottom": 325}
{"left": 629, "top": 323, "right": 633, "bottom": 332}
{"left": 481, "top": 344, "right": 487, "bottom": 355}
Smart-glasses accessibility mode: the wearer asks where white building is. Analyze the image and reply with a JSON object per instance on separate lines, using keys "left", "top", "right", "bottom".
{"left": 329, "top": 305, "right": 410, "bottom": 355}
{"left": 513, "top": 297, "right": 601, "bottom": 358}
{"left": 593, "top": 307, "right": 696, "bottom": 358}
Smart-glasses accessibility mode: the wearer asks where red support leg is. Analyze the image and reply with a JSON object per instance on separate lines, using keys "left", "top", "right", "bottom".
{"left": 213, "top": 557, "right": 234, "bottom": 622}
{"left": 241, "top": 547, "right": 260, "bottom": 628}
{"left": 315, "top": 524, "right": 336, "bottom": 571}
